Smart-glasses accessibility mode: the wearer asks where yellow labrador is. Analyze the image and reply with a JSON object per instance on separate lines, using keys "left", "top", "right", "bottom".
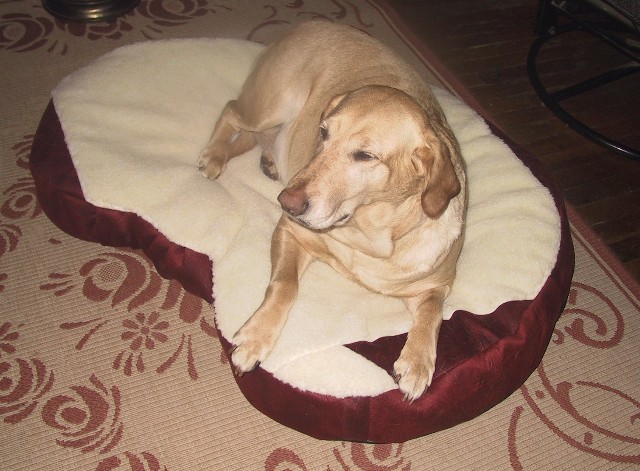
{"left": 199, "top": 21, "right": 466, "bottom": 402}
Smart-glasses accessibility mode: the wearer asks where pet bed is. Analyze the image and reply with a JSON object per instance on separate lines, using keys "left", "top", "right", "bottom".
{"left": 30, "top": 38, "right": 574, "bottom": 443}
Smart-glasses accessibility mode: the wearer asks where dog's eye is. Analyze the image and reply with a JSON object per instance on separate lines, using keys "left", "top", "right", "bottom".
{"left": 319, "top": 124, "right": 329, "bottom": 140}
{"left": 353, "top": 151, "right": 377, "bottom": 162}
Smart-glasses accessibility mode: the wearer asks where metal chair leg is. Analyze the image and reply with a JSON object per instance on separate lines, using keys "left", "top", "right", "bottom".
{"left": 527, "top": 0, "right": 640, "bottom": 161}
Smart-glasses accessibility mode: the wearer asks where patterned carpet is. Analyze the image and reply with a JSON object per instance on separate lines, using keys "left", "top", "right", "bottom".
{"left": 1, "top": 0, "right": 639, "bottom": 469}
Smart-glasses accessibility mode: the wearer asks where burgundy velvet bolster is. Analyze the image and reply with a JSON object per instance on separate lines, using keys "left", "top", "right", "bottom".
{"left": 30, "top": 100, "right": 574, "bottom": 443}
{"left": 30, "top": 101, "right": 213, "bottom": 303}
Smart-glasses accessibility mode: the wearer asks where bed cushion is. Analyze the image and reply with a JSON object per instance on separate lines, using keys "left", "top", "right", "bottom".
{"left": 30, "top": 38, "right": 574, "bottom": 443}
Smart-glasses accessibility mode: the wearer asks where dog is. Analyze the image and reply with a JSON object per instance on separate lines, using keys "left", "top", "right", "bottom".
{"left": 198, "top": 21, "right": 466, "bottom": 402}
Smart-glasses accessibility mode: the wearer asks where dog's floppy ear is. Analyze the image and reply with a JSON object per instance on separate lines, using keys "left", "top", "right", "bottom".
{"left": 412, "top": 138, "right": 461, "bottom": 219}
{"left": 322, "top": 93, "right": 348, "bottom": 119}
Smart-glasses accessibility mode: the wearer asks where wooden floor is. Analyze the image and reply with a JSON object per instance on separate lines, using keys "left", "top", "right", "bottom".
{"left": 391, "top": 0, "right": 640, "bottom": 282}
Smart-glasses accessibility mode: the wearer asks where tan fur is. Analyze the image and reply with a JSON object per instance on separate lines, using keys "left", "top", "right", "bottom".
{"left": 199, "top": 22, "right": 467, "bottom": 402}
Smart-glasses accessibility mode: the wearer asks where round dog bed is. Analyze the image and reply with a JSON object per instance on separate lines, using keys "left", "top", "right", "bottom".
{"left": 30, "top": 38, "right": 574, "bottom": 443}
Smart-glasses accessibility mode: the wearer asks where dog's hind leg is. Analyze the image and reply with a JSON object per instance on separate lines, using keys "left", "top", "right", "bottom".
{"left": 256, "top": 129, "right": 280, "bottom": 181}
{"left": 198, "top": 100, "right": 257, "bottom": 180}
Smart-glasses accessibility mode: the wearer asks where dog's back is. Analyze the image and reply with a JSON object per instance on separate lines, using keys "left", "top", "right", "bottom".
{"left": 236, "top": 21, "right": 446, "bottom": 181}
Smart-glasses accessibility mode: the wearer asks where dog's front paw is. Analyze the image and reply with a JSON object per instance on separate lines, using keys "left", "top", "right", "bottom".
{"left": 229, "top": 322, "right": 278, "bottom": 375}
{"left": 393, "top": 345, "right": 436, "bottom": 403}
{"left": 198, "top": 146, "right": 227, "bottom": 180}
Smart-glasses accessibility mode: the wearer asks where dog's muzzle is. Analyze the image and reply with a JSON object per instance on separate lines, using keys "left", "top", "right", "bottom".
{"left": 278, "top": 187, "right": 309, "bottom": 217}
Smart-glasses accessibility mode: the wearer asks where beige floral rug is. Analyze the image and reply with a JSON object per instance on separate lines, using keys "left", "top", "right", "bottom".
{"left": 1, "top": 1, "right": 639, "bottom": 469}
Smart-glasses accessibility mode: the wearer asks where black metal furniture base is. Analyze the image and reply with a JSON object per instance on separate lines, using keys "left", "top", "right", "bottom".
{"left": 42, "top": 0, "right": 139, "bottom": 22}
{"left": 527, "top": 0, "right": 640, "bottom": 161}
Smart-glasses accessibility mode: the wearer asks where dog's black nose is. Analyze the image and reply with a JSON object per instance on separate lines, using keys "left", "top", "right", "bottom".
{"left": 278, "top": 187, "right": 309, "bottom": 217}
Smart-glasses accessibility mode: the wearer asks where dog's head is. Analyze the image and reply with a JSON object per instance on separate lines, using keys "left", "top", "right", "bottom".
{"left": 278, "top": 86, "right": 461, "bottom": 230}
